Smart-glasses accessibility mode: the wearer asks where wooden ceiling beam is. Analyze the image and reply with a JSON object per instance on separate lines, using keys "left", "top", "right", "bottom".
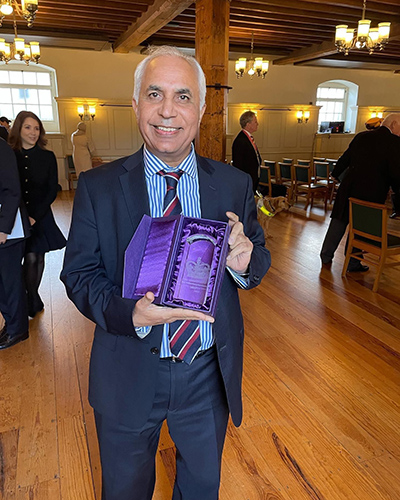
{"left": 113, "top": 0, "right": 193, "bottom": 53}
{"left": 39, "top": 0, "right": 152, "bottom": 12}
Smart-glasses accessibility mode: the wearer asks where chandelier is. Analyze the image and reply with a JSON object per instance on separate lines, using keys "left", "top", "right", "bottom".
{"left": 0, "top": 0, "right": 40, "bottom": 64}
{"left": 335, "top": 0, "right": 390, "bottom": 55}
{"left": 235, "top": 32, "right": 269, "bottom": 79}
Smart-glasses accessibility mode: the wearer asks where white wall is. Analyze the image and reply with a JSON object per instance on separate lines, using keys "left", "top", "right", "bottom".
{"left": 39, "top": 46, "right": 400, "bottom": 188}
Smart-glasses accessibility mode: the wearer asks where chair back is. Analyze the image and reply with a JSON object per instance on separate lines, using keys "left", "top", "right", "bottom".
{"left": 297, "top": 159, "right": 310, "bottom": 166}
{"left": 350, "top": 198, "right": 385, "bottom": 242}
{"left": 326, "top": 158, "right": 337, "bottom": 173}
{"left": 282, "top": 158, "right": 293, "bottom": 164}
{"left": 279, "top": 162, "right": 292, "bottom": 181}
{"left": 314, "top": 161, "right": 329, "bottom": 180}
{"left": 294, "top": 164, "right": 310, "bottom": 183}
{"left": 259, "top": 165, "right": 272, "bottom": 195}
{"left": 264, "top": 160, "right": 276, "bottom": 177}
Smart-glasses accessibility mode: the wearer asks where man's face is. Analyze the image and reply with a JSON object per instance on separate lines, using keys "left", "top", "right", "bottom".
{"left": 0, "top": 120, "right": 10, "bottom": 130}
{"left": 132, "top": 56, "right": 205, "bottom": 167}
{"left": 245, "top": 115, "right": 258, "bottom": 134}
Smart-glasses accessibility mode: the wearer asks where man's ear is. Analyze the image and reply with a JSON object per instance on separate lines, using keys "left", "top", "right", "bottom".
{"left": 199, "top": 104, "right": 206, "bottom": 123}
{"left": 132, "top": 98, "right": 138, "bottom": 116}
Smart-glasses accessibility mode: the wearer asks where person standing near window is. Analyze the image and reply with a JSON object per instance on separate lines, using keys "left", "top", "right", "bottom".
{"left": 8, "top": 111, "right": 66, "bottom": 318}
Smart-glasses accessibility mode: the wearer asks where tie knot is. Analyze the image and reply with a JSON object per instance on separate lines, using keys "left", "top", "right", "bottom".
{"left": 158, "top": 169, "right": 183, "bottom": 186}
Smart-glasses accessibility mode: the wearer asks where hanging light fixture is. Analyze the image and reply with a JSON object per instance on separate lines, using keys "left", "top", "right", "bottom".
{"left": 235, "top": 32, "right": 269, "bottom": 79}
{"left": 0, "top": 0, "right": 38, "bottom": 27}
{"left": 335, "top": 0, "right": 390, "bottom": 55}
{"left": 0, "top": 0, "right": 40, "bottom": 64}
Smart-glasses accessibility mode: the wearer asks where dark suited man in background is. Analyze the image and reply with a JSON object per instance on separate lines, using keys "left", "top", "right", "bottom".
{"left": 320, "top": 113, "right": 400, "bottom": 271}
{"left": 0, "top": 138, "right": 30, "bottom": 350}
{"left": 0, "top": 116, "right": 11, "bottom": 141}
{"left": 232, "top": 110, "right": 261, "bottom": 194}
{"left": 61, "top": 46, "right": 270, "bottom": 500}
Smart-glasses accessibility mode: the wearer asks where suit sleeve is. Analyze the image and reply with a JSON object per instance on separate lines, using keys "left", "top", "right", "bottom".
{"left": 232, "top": 136, "right": 244, "bottom": 172}
{"left": 0, "top": 141, "right": 21, "bottom": 235}
{"left": 331, "top": 136, "right": 356, "bottom": 180}
{"left": 239, "top": 173, "right": 271, "bottom": 290}
{"left": 60, "top": 175, "right": 138, "bottom": 337}
{"left": 30, "top": 151, "right": 59, "bottom": 222}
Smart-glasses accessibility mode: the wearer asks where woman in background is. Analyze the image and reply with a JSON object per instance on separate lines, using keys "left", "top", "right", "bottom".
{"left": 71, "top": 122, "right": 95, "bottom": 177}
{"left": 9, "top": 111, "right": 66, "bottom": 318}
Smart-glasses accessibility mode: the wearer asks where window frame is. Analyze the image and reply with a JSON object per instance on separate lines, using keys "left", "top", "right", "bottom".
{"left": 0, "top": 61, "right": 59, "bottom": 132}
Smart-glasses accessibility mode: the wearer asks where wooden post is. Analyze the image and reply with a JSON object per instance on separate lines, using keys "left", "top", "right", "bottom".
{"left": 195, "top": 0, "right": 230, "bottom": 162}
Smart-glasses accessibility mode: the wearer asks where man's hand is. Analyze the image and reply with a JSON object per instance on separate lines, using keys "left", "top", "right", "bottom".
{"left": 29, "top": 217, "right": 36, "bottom": 226}
{"left": 132, "top": 291, "right": 215, "bottom": 328}
{"left": 0, "top": 232, "right": 8, "bottom": 245}
{"left": 226, "top": 211, "right": 253, "bottom": 274}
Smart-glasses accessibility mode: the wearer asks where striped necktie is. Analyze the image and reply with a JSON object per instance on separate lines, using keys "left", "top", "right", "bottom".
{"left": 158, "top": 170, "right": 183, "bottom": 216}
{"left": 158, "top": 169, "right": 201, "bottom": 364}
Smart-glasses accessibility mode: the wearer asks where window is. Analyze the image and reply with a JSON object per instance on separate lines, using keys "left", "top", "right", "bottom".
{"left": 0, "top": 62, "right": 59, "bottom": 131}
{"left": 316, "top": 85, "right": 347, "bottom": 124}
{"left": 316, "top": 80, "right": 359, "bottom": 133}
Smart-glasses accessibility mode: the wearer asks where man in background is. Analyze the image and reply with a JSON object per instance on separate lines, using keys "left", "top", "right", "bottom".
{"left": 320, "top": 113, "right": 400, "bottom": 271}
{"left": 232, "top": 110, "right": 261, "bottom": 194}
{"left": 0, "top": 116, "right": 11, "bottom": 141}
{"left": 61, "top": 46, "right": 270, "bottom": 500}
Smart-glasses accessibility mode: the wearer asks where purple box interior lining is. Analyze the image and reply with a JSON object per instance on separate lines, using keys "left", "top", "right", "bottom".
{"left": 123, "top": 215, "right": 230, "bottom": 317}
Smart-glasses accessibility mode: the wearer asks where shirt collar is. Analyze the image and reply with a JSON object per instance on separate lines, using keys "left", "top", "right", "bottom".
{"left": 242, "top": 129, "right": 254, "bottom": 140}
{"left": 143, "top": 144, "right": 197, "bottom": 179}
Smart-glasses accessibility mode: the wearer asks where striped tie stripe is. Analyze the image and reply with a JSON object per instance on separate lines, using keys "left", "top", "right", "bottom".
{"left": 159, "top": 170, "right": 183, "bottom": 217}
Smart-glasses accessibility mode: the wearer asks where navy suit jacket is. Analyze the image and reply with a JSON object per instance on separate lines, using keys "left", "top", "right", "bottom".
{"left": 61, "top": 149, "right": 271, "bottom": 428}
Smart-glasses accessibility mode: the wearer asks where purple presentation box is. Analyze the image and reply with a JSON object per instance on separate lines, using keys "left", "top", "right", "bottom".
{"left": 123, "top": 215, "right": 230, "bottom": 317}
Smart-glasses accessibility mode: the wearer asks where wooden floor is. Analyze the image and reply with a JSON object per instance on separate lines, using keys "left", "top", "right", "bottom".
{"left": 1, "top": 191, "right": 400, "bottom": 500}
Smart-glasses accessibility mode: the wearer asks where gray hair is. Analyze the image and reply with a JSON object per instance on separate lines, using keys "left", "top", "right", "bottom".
{"left": 382, "top": 113, "right": 400, "bottom": 132}
{"left": 133, "top": 46, "right": 207, "bottom": 109}
{"left": 239, "top": 110, "right": 256, "bottom": 129}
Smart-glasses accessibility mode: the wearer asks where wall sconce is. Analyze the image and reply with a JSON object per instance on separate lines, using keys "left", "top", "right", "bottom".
{"left": 370, "top": 111, "right": 383, "bottom": 119}
{"left": 296, "top": 110, "right": 310, "bottom": 123}
{"left": 77, "top": 104, "right": 95, "bottom": 121}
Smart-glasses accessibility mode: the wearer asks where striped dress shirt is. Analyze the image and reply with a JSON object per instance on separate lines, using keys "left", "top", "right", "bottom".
{"left": 139, "top": 144, "right": 248, "bottom": 357}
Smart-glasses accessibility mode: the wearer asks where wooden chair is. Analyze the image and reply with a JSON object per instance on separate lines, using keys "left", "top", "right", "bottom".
{"left": 67, "top": 155, "right": 77, "bottom": 190}
{"left": 312, "top": 156, "right": 325, "bottom": 177}
{"left": 264, "top": 160, "right": 277, "bottom": 183}
{"left": 292, "top": 164, "right": 328, "bottom": 210}
{"left": 297, "top": 159, "right": 310, "bottom": 166}
{"left": 258, "top": 165, "right": 272, "bottom": 196}
{"left": 342, "top": 198, "right": 400, "bottom": 292}
{"left": 314, "top": 161, "right": 335, "bottom": 203}
{"left": 277, "top": 161, "right": 294, "bottom": 201}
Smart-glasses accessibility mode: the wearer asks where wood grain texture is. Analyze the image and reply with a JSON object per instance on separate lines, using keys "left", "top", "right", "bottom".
{"left": 0, "top": 191, "right": 399, "bottom": 499}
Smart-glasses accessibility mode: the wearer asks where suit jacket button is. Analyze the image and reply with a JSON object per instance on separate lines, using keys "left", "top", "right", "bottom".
{"left": 254, "top": 274, "right": 260, "bottom": 281}
{"left": 150, "top": 347, "right": 159, "bottom": 355}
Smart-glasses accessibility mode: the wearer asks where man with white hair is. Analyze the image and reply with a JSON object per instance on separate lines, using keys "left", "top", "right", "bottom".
{"left": 320, "top": 113, "right": 400, "bottom": 271}
{"left": 61, "top": 46, "right": 270, "bottom": 500}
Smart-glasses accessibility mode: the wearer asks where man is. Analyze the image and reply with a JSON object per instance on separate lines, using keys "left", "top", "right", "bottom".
{"left": 61, "top": 46, "right": 270, "bottom": 500}
{"left": 0, "top": 139, "right": 30, "bottom": 350}
{"left": 232, "top": 110, "right": 261, "bottom": 194}
{"left": 320, "top": 113, "right": 400, "bottom": 271}
{"left": 0, "top": 116, "right": 11, "bottom": 141}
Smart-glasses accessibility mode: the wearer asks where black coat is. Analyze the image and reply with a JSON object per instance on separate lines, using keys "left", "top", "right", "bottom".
{"left": 15, "top": 144, "right": 66, "bottom": 253}
{"left": 331, "top": 126, "right": 400, "bottom": 223}
{"left": 0, "top": 139, "right": 30, "bottom": 248}
{"left": 232, "top": 130, "right": 260, "bottom": 193}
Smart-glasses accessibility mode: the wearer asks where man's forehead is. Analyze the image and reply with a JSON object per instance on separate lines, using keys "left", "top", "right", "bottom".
{"left": 142, "top": 56, "right": 197, "bottom": 85}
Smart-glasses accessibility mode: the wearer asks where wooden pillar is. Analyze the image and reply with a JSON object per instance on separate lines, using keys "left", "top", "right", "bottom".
{"left": 195, "top": 0, "right": 230, "bottom": 162}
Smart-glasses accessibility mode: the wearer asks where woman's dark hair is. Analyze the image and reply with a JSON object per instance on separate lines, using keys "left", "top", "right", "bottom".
{"left": 8, "top": 111, "right": 48, "bottom": 150}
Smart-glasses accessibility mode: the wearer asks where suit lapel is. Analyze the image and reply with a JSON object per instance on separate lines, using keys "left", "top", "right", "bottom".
{"left": 197, "top": 155, "right": 220, "bottom": 220}
{"left": 119, "top": 150, "right": 151, "bottom": 230}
